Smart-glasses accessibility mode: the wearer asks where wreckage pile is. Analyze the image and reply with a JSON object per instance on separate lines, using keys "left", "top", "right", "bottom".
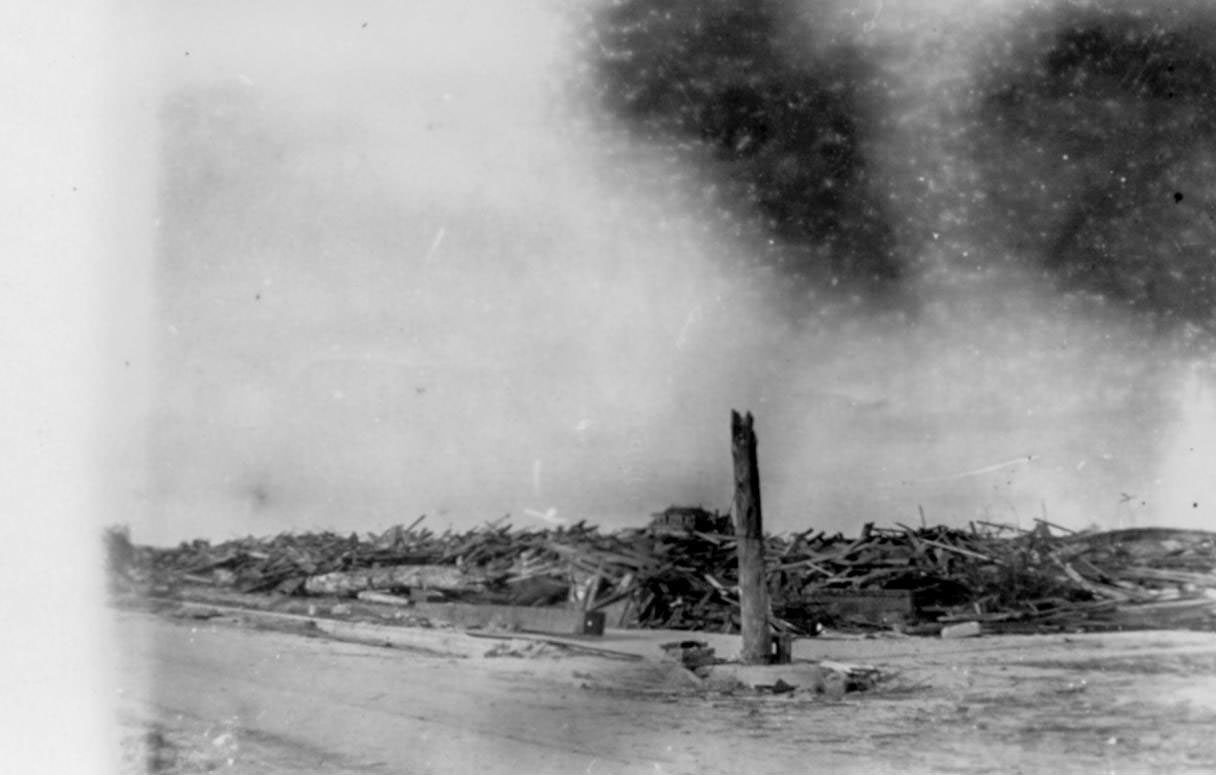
{"left": 107, "top": 511, "right": 1216, "bottom": 635}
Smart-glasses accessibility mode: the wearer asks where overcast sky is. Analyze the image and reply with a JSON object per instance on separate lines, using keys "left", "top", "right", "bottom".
{"left": 98, "top": 0, "right": 1216, "bottom": 545}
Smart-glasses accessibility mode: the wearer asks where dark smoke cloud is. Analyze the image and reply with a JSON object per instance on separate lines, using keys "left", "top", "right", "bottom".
{"left": 972, "top": 6, "right": 1216, "bottom": 331}
{"left": 585, "top": 0, "right": 900, "bottom": 297}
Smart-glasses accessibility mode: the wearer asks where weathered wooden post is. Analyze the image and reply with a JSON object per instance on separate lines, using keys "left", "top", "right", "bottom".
{"left": 731, "top": 410, "right": 771, "bottom": 664}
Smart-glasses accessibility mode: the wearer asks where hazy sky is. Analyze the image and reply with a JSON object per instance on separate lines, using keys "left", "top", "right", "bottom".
{"left": 101, "top": 0, "right": 1216, "bottom": 544}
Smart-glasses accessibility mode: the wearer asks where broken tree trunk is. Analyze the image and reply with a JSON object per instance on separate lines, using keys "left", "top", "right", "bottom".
{"left": 303, "top": 564, "right": 488, "bottom": 596}
{"left": 732, "top": 410, "right": 772, "bottom": 664}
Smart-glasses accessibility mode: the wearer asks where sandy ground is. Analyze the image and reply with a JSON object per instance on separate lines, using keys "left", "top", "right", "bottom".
{"left": 110, "top": 605, "right": 1216, "bottom": 775}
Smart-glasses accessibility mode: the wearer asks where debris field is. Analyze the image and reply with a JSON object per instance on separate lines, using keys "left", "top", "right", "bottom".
{"left": 107, "top": 509, "right": 1216, "bottom": 636}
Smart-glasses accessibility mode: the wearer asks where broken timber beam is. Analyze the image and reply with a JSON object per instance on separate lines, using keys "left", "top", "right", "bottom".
{"left": 732, "top": 410, "right": 774, "bottom": 664}
{"left": 303, "top": 564, "right": 488, "bottom": 596}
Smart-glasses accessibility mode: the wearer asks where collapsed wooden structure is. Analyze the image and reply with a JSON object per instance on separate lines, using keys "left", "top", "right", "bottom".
{"left": 107, "top": 515, "right": 1216, "bottom": 635}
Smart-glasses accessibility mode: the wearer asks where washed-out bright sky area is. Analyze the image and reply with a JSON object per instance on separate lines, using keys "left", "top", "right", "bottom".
{"left": 101, "top": 0, "right": 1216, "bottom": 545}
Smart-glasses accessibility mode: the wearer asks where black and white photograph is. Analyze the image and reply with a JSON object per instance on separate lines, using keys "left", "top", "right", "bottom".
{"left": 10, "top": 0, "right": 1216, "bottom": 772}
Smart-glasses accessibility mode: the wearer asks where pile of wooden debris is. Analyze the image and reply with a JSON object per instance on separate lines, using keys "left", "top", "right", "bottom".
{"left": 106, "top": 510, "right": 1216, "bottom": 635}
